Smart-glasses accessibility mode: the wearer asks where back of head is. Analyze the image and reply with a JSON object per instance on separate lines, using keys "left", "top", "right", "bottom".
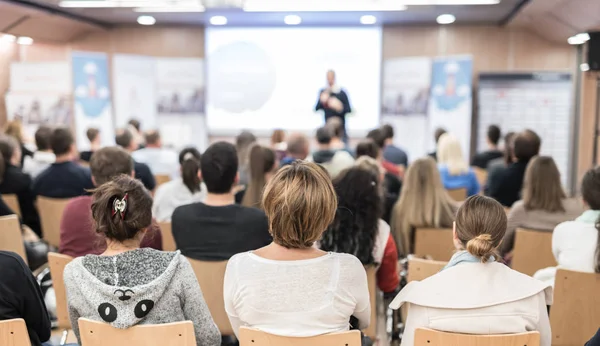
{"left": 455, "top": 195, "right": 507, "bottom": 262}
{"left": 179, "top": 147, "right": 202, "bottom": 194}
{"left": 91, "top": 174, "right": 153, "bottom": 243}
{"left": 316, "top": 127, "right": 333, "bottom": 145}
{"left": 86, "top": 127, "right": 100, "bottom": 144}
{"left": 51, "top": 127, "right": 74, "bottom": 156}
{"left": 90, "top": 147, "right": 134, "bottom": 186}
{"left": 144, "top": 130, "right": 161, "bottom": 147}
{"left": 354, "top": 156, "right": 383, "bottom": 177}
{"left": 437, "top": 133, "right": 468, "bottom": 175}
{"left": 434, "top": 128, "right": 447, "bottom": 144}
{"left": 513, "top": 129, "right": 541, "bottom": 163}
{"left": 356, "top": 140, "right": 379, "bottom": 159}
{"left": 236, "top": 130, "right": 257, "bottom": 169}
{"left": 523, "top": 156, "right": 565, "bottom": 212}
{"left": 326, "top": 117, "right": 344, "bottom": 138}
{"left": 263, "top": 161, "right": 336, "bottom": 249}
{"left": 128, "top": 119, "right": 141, "bottom": 132}
{"left": 271, "top": 129, "right": 285, "bottom": 145}
{"left": 487, "top": 125, "right": 501, "bottom": 146}
{"left": 4, "top": 120, "right": 23, "bottom": 143}
{"left": 201, "top": 142, "right": 238, "bottom": 194}
{"left": 115, "top": 128, "right": 133, "bottom": 149}
{"left": 381, "top": 124, "right": 394, "bottom": 140}
{"left": 286, "top": 133, "right": 310, "bottom": 159}
{"left": 366, "top": 128, "right": 386, "bottom": 149}
{"left": 0, "top": 135, "right": 17, "bottom": 165}
{"left": 35, "top": 126, "right": 53, "bottom": 151}
{"left": 582, "top": 167, "right": 600, "bottom": 273}
{"left": 242, "top": 145, "right": 276, "bottom": 208}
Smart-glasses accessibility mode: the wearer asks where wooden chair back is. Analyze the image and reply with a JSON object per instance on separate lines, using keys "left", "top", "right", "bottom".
{"left": 158, "top": 222, "right": 176, "bottom": 251}
{"left": 37, "top": 197, "right": 71, "bottom": 248}
{"left": 414, "top": 328, "right": 540, "bottom": 346}
{"left": 550, "top": 269, "right": 600, "bottom": 345}
{"left": 48, "top": 252, "right": 74, "bottom": 329}
{"left": 186, "top": 258, "right": 233, "bottom": 335}
{"left": 238, "top": 327, "right": 361, "bottom": 346}
{"left": 407, "top": 258, "right": 447, "bottom": 282}
{"left": 0, "top": 215, "right": 27, "bottom": 265}
{"left": 1, "top": 194, "right": 21, "bottom": 217}
{"left": 447, "top": 188, "right": 467, "bottom": 202}
{"left": 0, "top": 319, "right": 31, "bottom": 346}
{"left": 414, "top": 228, "right": 455, "bottom": 261}
{"left": 472, "top": 167, "right": 488, "bottom": 189}
{"left": 78, "top": 318, "right": 196, "bottom": 346}
{"left": 363, "top": 265, "right": 377, "bottom": 339}
{"left": 154, "top": 175, "right": 171, "bottom": 187}
{"left": 511, "top": 228, "right": 556, "bottom": 276}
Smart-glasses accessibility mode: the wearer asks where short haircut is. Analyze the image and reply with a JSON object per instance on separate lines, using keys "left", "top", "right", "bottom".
{"left": 262, "top": 161, "right": 336, "bottom": 248}
{"left": 0, "top": 135, "right": 17, "bottom": 164}
{"left": 90, "top": 147, "right": 134, "bottom": 186}
{"left": 487, "top": 125, "right": 501, "bottom": 145}
{"left": 582, "top": 167, "right": 600, "bottom": 210}
{"left": 115, "top": 128, "right": 133, "bottom": 149}
{"left": 513, "top": 129, "right": 541, "bottom": 162}
{"left": 316, "top": 127, "right": 333, "bottom": 145}
{"left": 51, "top": 127, "right": 74, "bottom": 156}
{"left": 356, "top": 140, "right": 379, "bottom": 159}
{"left": 144, "top": 130, "right": 160, "bottom": 145}
{"left": 86, "top": 127, "right": 100, "bottom": 143}
{"left": 434, "top": 128, "right": 447, "bottom": 143}
{"left": 35, "top": 126, "right": 53, "bottom": 151}
{"left": 326, "top": 117, "right": 344, "bottom": 138}
{"left": 381, "top": 124, "right": 394, "bottom": 140}
{"left": 128, "top": 119, "right": 141, "bottom": 131}
{"left": 366, "top": 128, "right": 386, "bottom": 149}
{"left": 286, "top": 133, "right": 309, "bottom": 156}
{"left": 200, "top": 142, "right": 238, "bottom": 194}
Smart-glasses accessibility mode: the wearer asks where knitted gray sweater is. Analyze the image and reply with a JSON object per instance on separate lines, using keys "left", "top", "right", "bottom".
{"left": 63, "top": 248, "right": 221, "bottom": 346}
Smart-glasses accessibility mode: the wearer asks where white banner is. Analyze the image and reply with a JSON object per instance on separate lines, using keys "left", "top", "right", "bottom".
{"left": 5, "top": 93, "right": 72, "bottom": 138}
{"left": 10, "top": 62, "right": 71, "bottom": 93}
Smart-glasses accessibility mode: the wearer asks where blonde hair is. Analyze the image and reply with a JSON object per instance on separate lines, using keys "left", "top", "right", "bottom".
{"left": 262, "top": 161, "right": 336, "bottom": 249}
{"left": 4, "top": 120, "right": 24, "bottom": 144}
{"left": 522, "top": 156, "right": 566, "bottom": 212}
{"left": 455, "top": 195, "right": 507, "bottom": 262}
{"left": 437, "top": 133, "right": 468, "bottom": 175}
{"left": 392, "top": 157, "right": 456, "bottom": 256}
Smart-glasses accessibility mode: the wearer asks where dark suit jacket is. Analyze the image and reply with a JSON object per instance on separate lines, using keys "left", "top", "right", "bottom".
{"left": 487, "top": 161, "right": 528, "bottom": 207}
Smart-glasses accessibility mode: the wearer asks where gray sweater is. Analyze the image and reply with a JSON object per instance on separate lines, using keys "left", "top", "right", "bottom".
{"left": 63, "top": 248, "right": 221, "bottom": 346}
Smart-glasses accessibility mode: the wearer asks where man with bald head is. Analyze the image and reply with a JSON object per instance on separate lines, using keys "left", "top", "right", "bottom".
{"left": 315, "top": 70, "right": 352, "bottom": 142}
{"left": 280, "top": 132, "right": 310, "bottom": 167}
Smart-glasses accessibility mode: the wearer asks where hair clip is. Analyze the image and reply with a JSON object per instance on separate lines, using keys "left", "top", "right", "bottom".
{"left": 183, "top": 152, "right": 195, "bottom": 161}
{"left": 112, "top": 193, "right": 128, "bottom": 219}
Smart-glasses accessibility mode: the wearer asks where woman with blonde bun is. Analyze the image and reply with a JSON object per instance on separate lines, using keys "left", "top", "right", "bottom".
{"left": 390, "top": 195, "right": 552, "bottom": 346}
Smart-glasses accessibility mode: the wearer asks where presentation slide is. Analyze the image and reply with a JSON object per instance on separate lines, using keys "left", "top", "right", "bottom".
{"left": 206, "top": 27, "right": 382, "bottom": 135}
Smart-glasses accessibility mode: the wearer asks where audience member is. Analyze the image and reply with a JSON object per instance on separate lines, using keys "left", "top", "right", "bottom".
{"left": 366, "top": 128, "right": 401, "bottom": 177}
{"left": 0, "top": 135, "right": 41, "bottom": 235}
{"left": 307, "top": 126, "right": 354, "bottom": 178}
{"left": 320, "top": 166, "right": 400, "bottom": 294}
{"left": 488, "top": 129, "right": 541, "bottom": 207}
{"left": 241, "top": 144, "right": 278, "bottom": 209}
{"left": 0, "top": 251, "right": 51, "bottom": 346}
{"left": 355, "top": 139, "right": 380, "bottom": 160}
{"left": 127, "top": 118, "right": 145, "bottom": 148}
{"left": 59, "top": 147, "right": 162, "bottom": 258}
{"left": 115, "top": 128, "right": 156, "bottom": 191}
{"left": 437, "top": 133, "right": 480, "bottom": 197}
{"left": 236, "top": 130, "right": 257, "bottom": 186}
{"left": 427, "top": 127, "right": 447, "bottom": 161}
{"left": 381, "top": 124, "right": 408, "bottom": 167}
{"left": 23, "top": 126, "right": 55, "bottom": 179}
{"left": 79, "top": 127, "right": 101, "bottom": 163}
{"left": 33, "top": 127, "right": 94, "bottom": 198}
{"left": 63, "top": 175, "right": 220, "bottom": 346}
{"left": 326, "top": 117, "right": 351, "bottom": 152}
{"left": 356, "top": 139, "right": 402, "bottom": 204}
{"left": 354, "top": 156, "right": 397, "bottom": 224}
{"left": 392, "top": 157, "right": 457, "bottom": 257}
{"left": 270, "top": 129, "right": 287, "bottom": 151}
{"left": 485, "top": 131, "right": 515, "bottom": 194}
{"left": 391, "top": 195, "right": 551, "bottom": 345}
{"left": 132, "top": 130, "right": 179, "bottom": 177}
{"left": 172, "top": 142, "right": 271, "bottom": 261}
{"left": 153, "top": 148, "right": 206, "bottom": 222}
{"left": 534, "top": 166, "right": 600, "bottom": 286}
{"left": 281, "top": 132, "right": 310, "bottom": 166}
{"left": 471, "top": 125, "right": 503, "bottom": 169}
{"left": 501, "top": 157, "right": 583, "bottom": 256}
{"left": 4, "top": 120, "right": 33, "bottom": 166}
{"left": 224, "top": 161, "right": 370, "bottom": 337}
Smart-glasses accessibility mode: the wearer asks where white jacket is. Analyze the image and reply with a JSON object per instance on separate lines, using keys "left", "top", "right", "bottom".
{"left": 152, "top": 178, "right": 206, "bottom": 222}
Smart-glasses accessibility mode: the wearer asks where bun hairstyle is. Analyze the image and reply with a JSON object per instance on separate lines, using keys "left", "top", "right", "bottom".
{"left": 179, "top": 147, "right": 202, "bottom": 194}
{"left": 91, "top": 174, "right": 153, "bottom": 242}
{"left": 242, "top": 144, "right": 276, "bottom": 209}
{"left": 455, "top": 195, "right": 507, "bottom": 263}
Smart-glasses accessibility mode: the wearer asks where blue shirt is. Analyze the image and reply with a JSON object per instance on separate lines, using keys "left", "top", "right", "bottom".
{"left": 33, "top": 161, "right": 94, "bottom": 199}
{"left": 438, "top": 164, "right": 480, "bottom": 197}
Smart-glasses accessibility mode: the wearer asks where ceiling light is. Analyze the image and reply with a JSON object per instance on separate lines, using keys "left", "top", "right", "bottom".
{"left": 137, "top": 15, "right": 156, "bottom": 25}
{"left": 568, "top": 35, "right": 586, "bottom": 45}
{"left": 0, "top": 34, "right": 16, "bottom": 43}
{"left": 134, "top": 5, "right": 205, "bottom": 12}
{"left": 576, "top": 33, "right": 590, "bottom": 42}
{"left": 210, "top": 16, "right": 228, "bottom": 25}
{"left": 436, "top": 14, "right": 456, "bottom": 24}
{"left": 581, "top": 63, "right": 590, "bottom": 72}
{"left": 401, "top": 0, "right": 500, "bottom": 4}
{"left": 360, "top": 15, "right": 377, "bottom": 25}
{"left": 284, "top": 15, "right": 302, "bottom": 25}
{"left": 16, "top": 36, "right": 33, "bottom": 45}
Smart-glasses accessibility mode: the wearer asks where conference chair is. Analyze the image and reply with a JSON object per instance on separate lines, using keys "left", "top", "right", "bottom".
{"left": 413, "top": 228, "right": 455, "bottom": 261}
{"left": 446, "top": 188, "right": 467, "bottom": 202}
{"left": 0, "top": 215, "right": 27, "bottom": 265}
{"left": 78, "top": 318, "right": 196, "bottom": 346}
{"left": 407, "top": 258, "right": 447, "bottom": 283}
{"left": 186, "top": 258, "right": 233, "bottom": 336}
{"left": 472, "top": 167, "right": 488, "bottom": 190}
{"left": 48, "top": 252, "right": 74, "bottom": 332}
{"left": 511, "top": 228, "right": 556, "bottom": 276}
{"left": 0, "top": 319, "right": 31, "bottom": 346}
{"left": 37, "top": 197, "right": 71, "bottom": 248}
{"left": 1, "top": 194, "right": 21, "bottom": 218}
{"left": 550, "top": 269, "right": 600, "bottom": 346}
{"left": 414, "top": 328, "right": 540, "bottom": 346}
{"left": 363, "top": 265, "right": 377, "bottom": 340}
{"left": 154, "top": 175, "right": 171, "bottom": 187}
{"left": 158, "top": 222, "right": 176, "bottom": 252}
{"left": 238, "top": 327, "right": 361, "bottom": 346}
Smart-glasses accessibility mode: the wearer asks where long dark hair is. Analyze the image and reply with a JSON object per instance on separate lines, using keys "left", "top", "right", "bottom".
{"left": 242, "top": 144, "right": 276, "bottom": 209}
{"left": 179, "top": 148, "right": 202, "bottom": 194}
{"left": 320, "top": 167, "right": 382, "bottom": 264}
{"left": 582, "top": 167, "right": 600, "bottom": 273}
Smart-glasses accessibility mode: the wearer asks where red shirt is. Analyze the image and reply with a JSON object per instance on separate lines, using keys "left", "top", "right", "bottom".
{"left": 59, "top": 196, "right": 162, "bottom": 258}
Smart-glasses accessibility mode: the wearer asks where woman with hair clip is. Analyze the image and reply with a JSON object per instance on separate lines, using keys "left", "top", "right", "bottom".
{"left": 320, "top": 166, "right": 400, "bottom": 294}
{"left": 152, "top": 148, "right": 206, "bottom": 222}
{"left": 241, "top": 144, "right": 277, "bottom": 209}
{"left": 391, "top": 195, "right": 552, "bottom": 346}
{"left": 501, "top": 156, "right": 583, "bottom": 256}
{"left": 63, "top": 175, "right": 220, "bottom": 346}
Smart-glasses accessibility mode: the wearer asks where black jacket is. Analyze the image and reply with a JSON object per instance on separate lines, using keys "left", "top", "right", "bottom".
{"left": 315, "top": 88, "right": 351, "bottom": 124}
{"left": 471, "top": 150, "right": 503, "bottom": 169}
{"left": 487, "top": 161, "right": 528, "bottom": 207}
{"left": 134, "top": 161, "right": 156, "bottom": 191}
{"left": 0, "top": 165, "right": 41, "bottom": 236}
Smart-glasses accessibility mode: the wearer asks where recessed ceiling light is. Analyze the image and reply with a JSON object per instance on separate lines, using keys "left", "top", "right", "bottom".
{"left": 360, "top": 15, "right": 377, "bottom": 25}
{"left": 0, "top": 34, "right": 16, "bottom": 42}
{"left": 576, "top": 33, "right": 590, "bottom": 42}
{"left": 568, "top": 35, "right": 585, "bottom": 45}
{"left": 436, "top": 14, "right": 456, "bottom": 24}
{"left": 210, "top": 15, "right": 228, "bottom": 25}
{"left": 16, "top": 36, "right": 33, "bottom": 45}
{"left": 581, "top": 63, "right": 590, "bottom": 72}
{"left": 137, "top": 15, "right": 156, "bottom": 25}
{"left": 284, "top": 15, "right": 302, "bottom": 25}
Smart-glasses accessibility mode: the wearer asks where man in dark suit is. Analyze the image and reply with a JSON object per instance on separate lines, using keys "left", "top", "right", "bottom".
{"left": 471, "top": 124, "right": 503, "bottom": 169}
{"left": 315, "top": 70, "right": 351, "bottom": 142}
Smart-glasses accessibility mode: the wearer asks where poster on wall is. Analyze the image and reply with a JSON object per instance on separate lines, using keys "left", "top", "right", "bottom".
{"left": 381, "top": 57, "right": 432, "bottom": 161}
{"left": 155, "top": 58, "right": 207, "bottom": 151}
{"left": 427, "top": 56, "right": 473, "bottom": 158}
{"left": 112, "top": 54, "right": 157, "bottom": 129}
{"left": 71, "top": 52, "right": 115, "bottom": 150}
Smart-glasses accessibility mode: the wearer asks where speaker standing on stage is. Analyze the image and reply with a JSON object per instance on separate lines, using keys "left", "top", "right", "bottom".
{"left": 315, "top": 70, "right": 351, "bottom": 141}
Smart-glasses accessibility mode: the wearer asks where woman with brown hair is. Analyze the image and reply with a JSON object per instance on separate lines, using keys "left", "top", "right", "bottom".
{"left": 241, "top": 144, "right": 278, "bottom": 209}
{"left": 391, "top": 195, "right": 552, "bottom": 346}
{"left": 224, "top": 161, "right": 370, "bottom": 337}
{"left": 501, "top": 156, "right": 583, "bottom": 256}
